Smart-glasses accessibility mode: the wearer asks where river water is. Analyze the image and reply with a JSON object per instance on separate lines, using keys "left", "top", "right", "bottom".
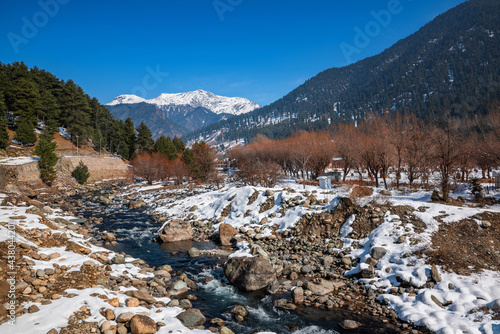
{"left": 73, "top": 193, "right": 402, "bottom": 334}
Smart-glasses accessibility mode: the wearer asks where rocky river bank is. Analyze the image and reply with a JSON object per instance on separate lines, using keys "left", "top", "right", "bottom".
{"left": 65, "top": 183, "right": 432, "bottom": 334}
{"left": 4, "top": 180, "right": 498, "bottom": 333}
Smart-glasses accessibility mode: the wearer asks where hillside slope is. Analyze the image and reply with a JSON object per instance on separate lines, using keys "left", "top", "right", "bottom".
{"left": 186, "top": 0, "right": 500, "bottom": 142}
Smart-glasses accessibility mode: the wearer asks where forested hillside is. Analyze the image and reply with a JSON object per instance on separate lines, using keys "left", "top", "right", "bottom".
{"left": 0, "top": 62, "right": 139, "bottom": 159}
{"left": 186, "top": 0, "right": 500, "bottom": 143}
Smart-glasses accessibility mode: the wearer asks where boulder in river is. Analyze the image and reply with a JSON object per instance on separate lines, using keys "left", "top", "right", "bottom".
{"left": 158, "top": 219, "right": 192, "bottom": 243}
{"left": 224, "top": 256, "right": 277, "bottom": 292}
{"left": 219, "top": 223, "right": 238, "bottom": 246}
{"left": 129, "top": 200, "right": 147, "bottom": 210}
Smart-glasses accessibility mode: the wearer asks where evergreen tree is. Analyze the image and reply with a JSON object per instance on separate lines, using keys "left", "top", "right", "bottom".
{"left": 136, "top": 121, "right": 154, "bottom": 152}
{"left": 60, "top": 80, "right": 90, "bottom": 143}
{"left": 154, "top": 135, "right": 177, "bottom": 160}
{"left": 0, "top": 118, "right": 8, "bottom": 150}
{"left": 6, "top": 77, "right": 41, "bottom": 118}
{"left": 38, "top": 90, "right": 60, "bottom": 123}
{"left": 164, "top": 136, "right": 178, "bottom": 160}
{"left": 117, "top": 141, "right": 129, "bottom": 160}
{"left": 173, "top": 136, "right": 185, "bottom": 153}
{"left": 123, "top": 118, "right": 136, "bottom": 159}
{"left": 181, "top": 148, "right": 199, "bottom": 179}
{"left": 14, "top": 117, "right": 37, "bottom": 146}
{"left": 154, "top": 135, "right": 169, "bottom": 155}
{"left": 72, "top": 161, "right": 90, "bottom": 185}
{"left": 0, "top": 94, "right": 8, "bottom": 149}
{"left": 34, "top": 130, "right": 58, "bottom": 185}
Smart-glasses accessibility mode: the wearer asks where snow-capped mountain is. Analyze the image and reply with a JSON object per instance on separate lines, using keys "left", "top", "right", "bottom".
{"left": 107, "top": 89, "right": 259, "bottom": 116}
{"left": 105, "top": 90, "right": 260, "bottom": 139}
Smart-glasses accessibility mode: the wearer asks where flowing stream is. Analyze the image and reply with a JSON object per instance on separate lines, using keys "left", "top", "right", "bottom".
{"left": 73, "top": 192, "right": 403, "bottom": 334}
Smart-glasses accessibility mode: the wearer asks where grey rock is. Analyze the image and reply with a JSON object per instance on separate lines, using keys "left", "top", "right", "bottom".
{"left": 371, "top": 247, "right": 387, "bottom": 260}
{"left": 340, "top": 319, "right": 362, "bottom": 329}
{"left": 176, "top": 308, "right": 206, "bottom": 327}
{"left": 431, "top": 264, "right": 442, "bottom": 283}
{"left": 224, "top": 256, "right": 277, "bottom": 292}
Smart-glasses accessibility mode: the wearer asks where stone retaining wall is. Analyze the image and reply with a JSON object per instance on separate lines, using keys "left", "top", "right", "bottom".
{"left": 56, "top": 156, "right": 131, "bottom": 183}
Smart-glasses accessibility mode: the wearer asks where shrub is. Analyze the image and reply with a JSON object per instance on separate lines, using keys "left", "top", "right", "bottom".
{"left": 72, "top": 161, "right": 90, "bottom": 184}
{"left": 470, "top": 178, "right": 483, "bottom": 199}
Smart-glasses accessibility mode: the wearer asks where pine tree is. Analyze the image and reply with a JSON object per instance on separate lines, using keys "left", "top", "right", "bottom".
{"left": 7, "top": 77, "right": 41, "bottom": 118}
{"left": 72, "top": 161, "right": 90, "bottom": 185}
{"left": 39, "top": 90, "right": 60, "bottom": 123}
{"left": 0, "top": 94, "right": 8, "bottom": 149}
{"left": 136, "top": 122, "right": 154, "bottom": 152}
{"left": 60, "top": 80, "right": 90, "bottom": 143}
{"left": 164, "top": 136, "right": 177, "bottom": 160}
{"left": 181, "top": 148, "right": 199, "bottom": 179}
{"left": 154, "top": 135, "right": 168, "bottom": 155}
{"left": 14, "top": 117, "right": 37, "bottom": 146}
{"left": 34, "top": 130, "right": 58, "bottom": 185}
{"left": 123, "top": 118, "right": 136, "bottom": 159}
{"left": 154, "top": 135, "right": 177, "bottom": 160}
{"left": 0, "top": 118, "right": 8, "bottom": 150}
{"left": 173, "top": 136, "right": 186, "bottom": 153}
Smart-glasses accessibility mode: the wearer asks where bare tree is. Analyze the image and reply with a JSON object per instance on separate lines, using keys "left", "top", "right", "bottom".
{"left": 430, "top": 121, "right": 465, "bottom": 201}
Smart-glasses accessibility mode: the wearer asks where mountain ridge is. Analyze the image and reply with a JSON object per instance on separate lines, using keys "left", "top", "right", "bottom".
{"left": 106, "top": 89, "right": 260, "bottom": 139}
{"left": 107, "top": 89, "right": 259, "bottom": 116}
{"left": 185, "top": 0, "right": 500, "bottom": 143}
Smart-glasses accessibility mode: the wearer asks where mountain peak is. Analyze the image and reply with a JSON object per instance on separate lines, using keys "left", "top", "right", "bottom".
{"left": 107, "top": 90, "right": 260, "bottom": 116}
{"left": 107, "top": 94, "right": 147, "bottom": 106}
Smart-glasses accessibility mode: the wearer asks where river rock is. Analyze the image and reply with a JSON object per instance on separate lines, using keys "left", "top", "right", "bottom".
{"left": 103, "top": 232, "right": 116, "bottom": 242}
{"left": 167, "top": 280, "right": 189, "bottom": 297}
{"left": 125, "top": 290, "right": 156, "bottom": 304}
{"left": 126, "top": 297, "right": 140, "bottom": 307}
{"left": 231, "top": 305, "right": 249, "bottom": 318}
{"left": 130, "top": 314, "right": 158, "bottom": 334}
{"left": 306, "top": 279, "right": 342, "bottom": 296}
{"left": 117, "top": 312, "right": 134, "bottom": 323}
{"left": 188, "top": 247, "right": 200, "bottom": 258}
{"left": 370, "top": 247, "right": 387, "bottom": 260}
{"left": 129, "top": 200, "right": 147, "bottom": 210}
{"left": 158, "top": 219, "right": 193, "bottom": 243}
{"left": 340, "top": 319, "right": 361, "bottom": 329}
{"left": 359, "top": 265, "right": 375, "bottom": 278}
{"left": 224, "top": 256, "right": 277, "bottom": 292}
{"left": 176, "top": 308, "right": 206, "bottom": 327}
{"left": 219, "top": 223, "right": 238, "bottom": 246}
{"left": 431, "top": 264, "right": 442, "bottom": 283}
{"left": 99, "top": 196, "right": 111, "bottom": 206}
{"left": 292, "top": 287, "right": 304, "bottom": 304}
{"left": 28, "top": 305, "right": 39, "bottom": 313}
{"left": 219, "top": 327, "right": 235, "bottom": 334}
{"left": 250, "top": 244, "right": 268, "bottom": 258}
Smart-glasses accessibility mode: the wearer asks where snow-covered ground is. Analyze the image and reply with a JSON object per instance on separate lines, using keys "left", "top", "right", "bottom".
{"left": 131, "top": 176, "right": 500, "bottom": 334}
{"left": 0, "top": 197, "right": 212, "bottom": 334}
{"left": 0, "top": 157, "right": 39, "bottom": 166}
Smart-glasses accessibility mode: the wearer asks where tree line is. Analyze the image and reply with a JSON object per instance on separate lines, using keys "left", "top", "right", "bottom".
{"left": 229, "top": 112, "right": 500, "bottom": 200}
{"left": 0, "top": 62, "right": 149, "bottom": 159}
{"left": 131, "top": 139, "right": 218, "bottom": 185}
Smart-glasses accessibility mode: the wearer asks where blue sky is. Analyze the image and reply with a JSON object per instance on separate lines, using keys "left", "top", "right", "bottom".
{"left": 0, "top": 0, "right": 465, "bottom": 106}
